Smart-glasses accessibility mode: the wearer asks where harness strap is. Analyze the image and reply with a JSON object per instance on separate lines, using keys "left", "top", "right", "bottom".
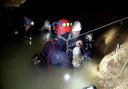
{"left": 57, "top": 35, "right": 68, "bottom": 42}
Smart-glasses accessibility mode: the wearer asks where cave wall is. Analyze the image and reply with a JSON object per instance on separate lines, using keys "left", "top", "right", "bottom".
{"left": 94, "top": 25, "right": 128, "bottom": 56}
{"left": 96, "top": 40, "right": 128, "bottom": 89}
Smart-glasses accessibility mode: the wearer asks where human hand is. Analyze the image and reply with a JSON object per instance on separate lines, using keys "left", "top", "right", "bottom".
{"left": 75, "top": 40, "right": 83, "bottom": 47}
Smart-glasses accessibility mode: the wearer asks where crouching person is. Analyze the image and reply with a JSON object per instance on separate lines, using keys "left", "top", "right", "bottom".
{"left": 66, "top": 21, "right": 84, "bottom": 67}
{"left": 32, "top": 19, "right": 73, "bottom": 68}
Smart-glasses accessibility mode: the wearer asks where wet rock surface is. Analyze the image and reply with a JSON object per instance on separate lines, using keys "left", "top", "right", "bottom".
{"left": 96, "top": 41, "right": 128, "bottom": 89}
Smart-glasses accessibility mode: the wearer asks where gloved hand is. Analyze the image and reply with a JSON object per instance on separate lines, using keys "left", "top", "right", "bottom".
{"left": 75, "top": 40, "right": 83, "bottom": 47}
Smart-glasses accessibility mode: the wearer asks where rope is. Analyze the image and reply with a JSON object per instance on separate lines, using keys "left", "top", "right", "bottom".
{"left": 71, "top": 16, "right": 128, "bottom": 40}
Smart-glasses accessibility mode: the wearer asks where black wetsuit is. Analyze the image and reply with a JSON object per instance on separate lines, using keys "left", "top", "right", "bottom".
{"left": 66, "top": 33, "right": 80, "bottom": 61}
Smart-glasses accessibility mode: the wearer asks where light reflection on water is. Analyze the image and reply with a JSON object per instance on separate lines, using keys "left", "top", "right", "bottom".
{"left": 0, "top": 34, "right": 99, "bottom": 89}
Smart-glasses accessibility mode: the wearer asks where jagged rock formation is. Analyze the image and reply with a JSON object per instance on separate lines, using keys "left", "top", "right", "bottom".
{"left": 96, "top": 41, "right": 128, "bottom": 89}
{"left": 94, "top": 26, "right": 128, "bottom": 55}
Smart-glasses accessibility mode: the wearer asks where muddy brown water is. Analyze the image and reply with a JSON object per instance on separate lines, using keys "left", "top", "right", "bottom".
{"left": 0, "top": 34, "right": 100, "bottom": 89}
